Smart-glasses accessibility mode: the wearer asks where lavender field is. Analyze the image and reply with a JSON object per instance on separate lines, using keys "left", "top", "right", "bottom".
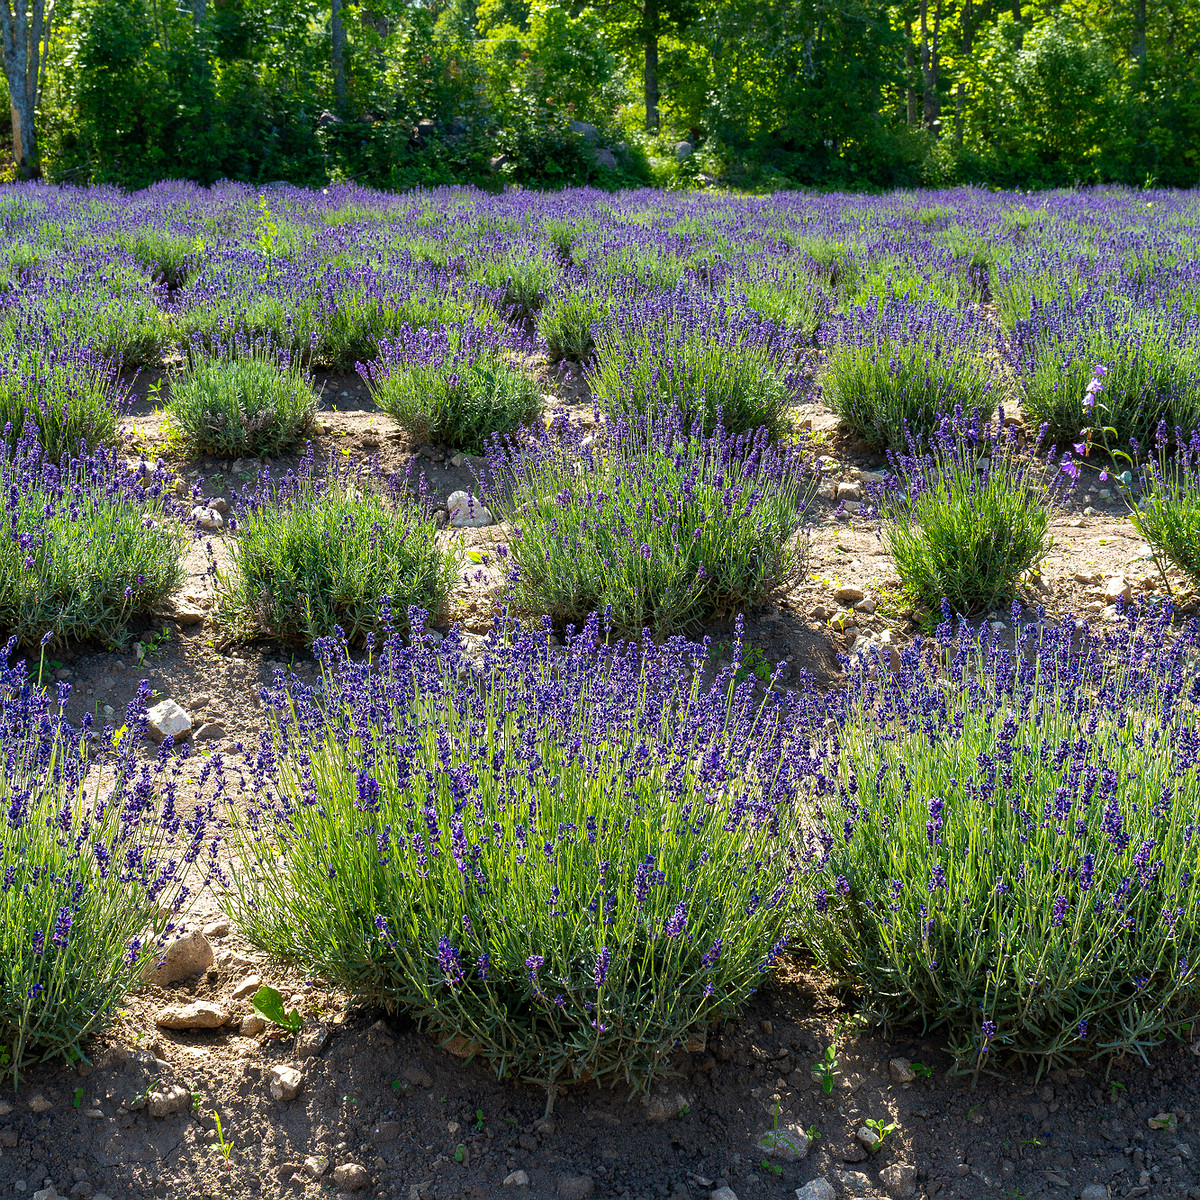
{"left": 3, "top": 182, "right": 1200, "bottom": 1200}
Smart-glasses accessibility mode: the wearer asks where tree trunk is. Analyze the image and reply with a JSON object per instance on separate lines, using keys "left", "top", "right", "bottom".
{"left": 1131, "top": 0, "right": 1147, "bottom": 74}
{"left": 331, "top": 0, "right": 346, "bottom": 113}
{"left": 1, "top": 0, "right": 52, "bottom": 179}
{"left": 904, "top": 15, "right": 918, "bottom": 126}
{"left": 191, "top": 0, "right": 206, "bottom": 25}
{"left": 643, "top": 0, "right": 659, "bottom": 132}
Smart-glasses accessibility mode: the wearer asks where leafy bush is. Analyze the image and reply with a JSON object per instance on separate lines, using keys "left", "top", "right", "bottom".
{"left": 0, "top": 337, "right": 126, "bottom": 459}
{"left": 537, "top": 289, "right": 609, "bottom": 362}
{"left": 214, "top": 452, "right": 459, "bottom": 646}
{"left": 0, "top": 440, "right": 183, "bottom": 648}
{"left": 1125, "top": 426, "right": 1200, "bottom": 590}
{"left": 360, "top": 324, "right": 541, "bottom": 452}
{"left": 820, "top": 297, "right": 998, "bottom": 450}
{"left": 881, "top": 413, "right": 1063, "bottom": 614}
{"left": 225, "top": 614, "right": 816, "bottom": 1090}
{"left": 1015, "top": 295, "right": 1200, "bottom": 450}
{"left": 168, "top": 343, "right": 318, "bottom": 458}
{"left": 114, "top": 227, "right": 197, "bottom": 289}
{"left": 471, "top": 252, "right": 557, "bottom": 320}
{"left": 485, "top": 415, "right": 813, "bottom": 638}
{"left": 588, "top": 292, "right": 800, "bottom": 438}
{"left": 802, "top": 607, "right": 1200, "bottom": 1073}
{"left": 1, "top": 660, "right": 219, "bottom": 1084}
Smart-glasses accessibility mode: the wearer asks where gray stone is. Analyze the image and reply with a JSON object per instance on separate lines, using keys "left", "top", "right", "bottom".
{"left": 855, "top": 1125, "right": 881, "bottom": 1151}
{"left": 304, "top": 1156, "right": 330, "bottom": 1179}
{"left": 296, "top": 1026, "right": 330, "bottom": 1058}
{"left": 557, "top": 1176, "right": 595, "bottom": 1200}
{"left": 239, "top": 1014, "right": 267, "bottom": 1037}
{"left": 1079, "top": 1188, "right": 1109, "bottom": 1200}
{"left": 190, "top": 505, "right": 224, "bottom": 531}
{"left": 710, "top": 1190, "right": 738, "bottom": 1200}
{"left": 594, "top": 148, "right": 617, "bottom": 170}
{"left": 232, "top": 975, "right": 262, "bottom": 1001}
{"left": 142, "top": 929, "right": 212, "bottom": 985}
{"left": 147, "top": 1083, "right": 191, "bottom": 1118}
{"left": 570, "top": 121, "right": 601, "bottom": 143}
{"left": 888, "top": 1057, "right": 916, "bottom": 1084}
{"left": 194, "top": 722, "right": 225, "bottom": 742}
{"left": 834, "top": 584, "right": 865, "bottom": 605}
{"left": 836, "top": 481, "right": 863, "bottom": 502}
{"left": 331, "top": 1163, "right": 370, "bottom": 1191}
{"left": 145, "top": 699, "right": 193, "bottom": 744}
{"left": 268, "top": 1065, "right": 303, "bottom": 1102}
{"left": 154, "top": 1001, "right": 229, "bottom": 1030}
{"left": 26, "top": 1094, "right": 52, "bottom": 1114}
{"left": 880, "top": 1161, "right": 917, "bottom": 1198}
{"left": 503, "top": 1171, "right": 530, "bottom": 1186}
{"left": 674, "top": 141, "right": 693, "bottom": 160}
{"left": 643, "top": 1087, "right": 691, "bottom": 1123}
{"left": 758, "top": 1124, "right": 809, "bottom": 1162}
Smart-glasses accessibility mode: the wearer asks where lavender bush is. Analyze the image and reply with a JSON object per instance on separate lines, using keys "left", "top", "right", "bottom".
{"left": 819, "top": 297, "right": 998, "bottom": 450}
{"left": 882, "top": 411, "right": 1066, "bottom": 613}
{"left": 1, "top": 655, "right": 221, "bottom": 1084}
{"left": 802, "top": 607, "right": 1200, "bottom": 1073}
{"left": 225, "top": 613, "right": 821, "bottom": 1090}
{"left": 214, "top": 451, "right": 458, "bottom": 645}
{"left": 1125, "top": 424, "right": 1200, "bottom": 589}
{"left": 168, "top": 340, "right": 318, "bottom": 458}
{"left": 0, "top": 440, "right": 182, "bottom": 648}
{"left": 360, "top": 323, "right": 541, "bottom": 451}
{"left": 485, "top": 414, "right": 814, "bottom": 639}
{"left": 587, "top": 291, "right": 800, "bottom": 438}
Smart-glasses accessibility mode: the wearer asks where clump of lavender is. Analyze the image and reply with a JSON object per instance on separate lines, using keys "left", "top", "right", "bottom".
{"left": 1015, "top": 294, "right": 1200, "bottom": 450}
{"left": 0, "top": 438, "right": 182, "bottom": 647}
{"left": 1125, "top": 420, "right": 1200, "bottom": 591}
{"left": 214, "top": 448, "right": 458, "bottom": 646}
{"left": 484, "top": 413, "right": 814, "bottom": 639}
{"left": 587, "top": 290, "right": 802, "bottom": 438}
{"left": 819, "top": 297, "right": 999, "bottom": 450}
{"left": 1, "top": 652, "right": 222, "bottom": 1084}
{"left": 225, "top": 611, "right": 824, "bottom": 1090}
{"left": 881, "top": 409, "right": 1068, "bottom": 614}
{"left": 803, "top": 605, "right": 1200, "bottom": 1073}
{"left": 359, "top": 323, "right": 541, "bottom": 452}
{"left": 168, "top": 335, "right": 318, "bottom": 459}
{"left": 0, "top": 328, "right": 128, "bottom": 459}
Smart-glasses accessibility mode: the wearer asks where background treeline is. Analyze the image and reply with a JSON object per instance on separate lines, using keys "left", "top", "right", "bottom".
{"left": 2, "top": 0, "right": 1197, "bottom": 191}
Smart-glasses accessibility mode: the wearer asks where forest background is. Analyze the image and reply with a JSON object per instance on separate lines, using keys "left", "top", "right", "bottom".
{"left": 1, "top": 0, "right": 1197, "bottom": 193}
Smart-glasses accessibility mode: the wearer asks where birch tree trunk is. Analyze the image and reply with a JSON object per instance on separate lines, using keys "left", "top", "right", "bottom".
{"left": 1, "top": 0, "right": 52, "bottom": 179}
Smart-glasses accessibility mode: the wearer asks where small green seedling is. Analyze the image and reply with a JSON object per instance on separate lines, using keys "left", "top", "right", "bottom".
{"left": 760, "top": 1159, "right": 783, "bottom": 1176}
{"left": 251, "top": 985, "right": 302, "bottom": 1035}
{"left": 911, "top": 1062, "right": 933, "bottom": 1078}
{"left": 72, "top": 1087, "right": 83, "bottom": 1108}
{"left": 212, "top": 1109, "right": 235, "bottom": 1162}
{"left": 454, "top": 1144, "right": 465, "bottom": 1163}
{"left": 1148, "top": 1111, "right": 1177, "bottom": 1131}
{"left": 474, "top": 1109, "right": 484, "bottom": 1132}
{"left": 813, "top": 1041, "right": 840, "bottom": 1094}
{"left": 865, "top": 1117, "right": 897, "bottom": 1151}
{"left": 391, "top": 1079, "right": 411, "bottom": 1094}
{"left": 805, "top": 1124, "right": 821, "bottom": 1142}
{"left": 1109, "top": 1080, "right": 1127, "bottom": 1102}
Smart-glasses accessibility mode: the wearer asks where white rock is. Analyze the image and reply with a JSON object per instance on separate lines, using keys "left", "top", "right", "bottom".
{"left": 447, "top": 491, "right": 494, "bottom": 529}
{"left": 203, "top": 919, "right": 231, "bottom": 938}
{"left": 304, "top": 1156, "right": 330, "bottom": 1179}
{"left": 1103, "top": 576, "right": 1132, "bottom": 603}
{"left": 503, "top": 1170, "right": 530, "bottom": 1186}
{"left": 449, "top": 453, "right": 469, "bottom": 468}
{"left": 154, "top": 1001, "right": 229, "bottom": 1030}
{"left": 142, "top": 929, "right": 212, "bottom": 985}
{"left": 889, "top": 1057, "right": 917, "bottom": 1084}
{"left": 836, "top": 481, "right": 863, "bottom": 502}
{"left": 232, "top": 975, "right": 262, "bottom": 1001}
{"left": 146, "top": 699, "right": 193, "bottom": 744}
{"left": 268, "top": 1065, "right": 303, "bottom": 1102}
{"left": 32, "top": 1189, "right": 60, "bottom": 1200}
{"left": 191, "top": 505, "right": 224, "bottom": 530}
{"left": 208, "top": 497, "right": 229, "bottom": 514}
{"left": 794, "top": 1182, "right": 835, "bottom": 1200}
{"left": 240, "top": 1014, "right": 267, "bottom": 1037}
{"left": 27, "top": 1094, "right": 52, "bottom": 1113}
{"left": 834, "top": 584, "right": 864, "bottom": 604}
{"left": 1079, "top": 1186, "right": 1109, "bottom": 1200}
{"left": 856, "top": 1125, "right": 881, "bottom": 1150}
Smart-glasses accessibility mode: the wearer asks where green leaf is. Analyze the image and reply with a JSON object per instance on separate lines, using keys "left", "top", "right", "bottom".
{"left": 251, "top": 985, "right": 301, "bottom": 1034}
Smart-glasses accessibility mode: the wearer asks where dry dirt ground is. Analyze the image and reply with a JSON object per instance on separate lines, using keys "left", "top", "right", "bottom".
{"left": 3, "top": 369, "right": 1198, "bottom": 1200}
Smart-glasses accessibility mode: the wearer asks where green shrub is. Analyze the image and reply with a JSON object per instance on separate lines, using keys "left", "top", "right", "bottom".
{"left": 0, "top": 441, "right": 183, "bottom": 648}
{"left": 819, "top": 298, "right": 998, "bottom": 450}
{"left": 114, "top": 228, "right": 197, "bottom": 289}
{"left": 536, "top": 289, "right": 608, "bottom": 362}
{"left": 0, "top": 340, "right": 124, "bottom": 460}
{"left": 485, "top": 415, "right": 813, "bottom": 639}
{"left": 803, "top": 607, "right": 1200, "bottom": 1073}
{"left": 471, "top": 252, "right": 557, "bottom": 319}
{"left": 168, "top": 346, "right": 318, "bottom": 458}
{"left": 224, "top": 614, "right": 810, "bottom": 1090}
{"left": 588, "top": 294, "right": 798, "bottom": 438}
{"left": 1125, "top": 428, "right": 1200, "bottom": 589}
{"left": 361, "top": 325, "right": 541, "bottom": 452}
{"left": 214, "top": 455, "right": 459, "bottom": 646}
{"left": 881, "top": 414, "right": 1061, "bottom": 614}
{"left": 1, "top": 659, "right": 218, "bottom": 1085}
